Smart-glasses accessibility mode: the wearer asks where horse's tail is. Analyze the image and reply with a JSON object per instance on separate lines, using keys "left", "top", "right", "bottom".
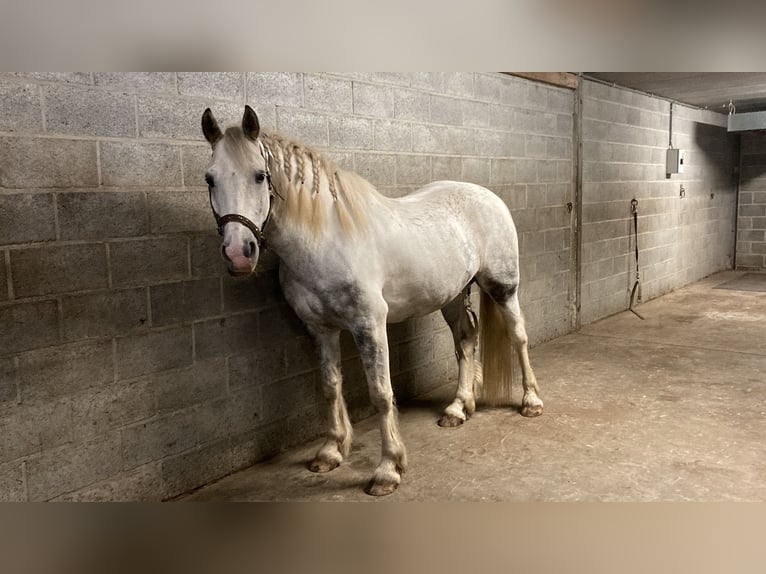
{"left": 479, "top": 289, "right": 513, "bottom": 406}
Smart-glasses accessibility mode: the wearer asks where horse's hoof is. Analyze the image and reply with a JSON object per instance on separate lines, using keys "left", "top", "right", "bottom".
{"left": 365, "top": 479, "right": 399, "bottom": 496}
{"left": 308, "top": 458, "right": 340, "bottom": 473}
{"left": 521, "top": 404, "right": 544, "bottom": 417}
{"left": 438, "top": 413, "right": 465, "bottom": 428}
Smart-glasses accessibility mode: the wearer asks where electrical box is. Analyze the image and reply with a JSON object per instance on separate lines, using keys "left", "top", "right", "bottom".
{"left": 666, "top": 148, "right": 684, "bottom": 175}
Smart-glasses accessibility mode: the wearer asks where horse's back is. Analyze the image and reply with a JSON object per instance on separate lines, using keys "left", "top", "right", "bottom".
{"left": 377, "top": 180, "right": 520, "bottom": 321}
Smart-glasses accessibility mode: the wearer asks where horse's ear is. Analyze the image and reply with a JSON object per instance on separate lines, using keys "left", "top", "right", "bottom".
{"left": 202, "top": 108, "right": 222, "bottom": 147}
{"left": 242, "top": 105, "right": 260, "bottom": 141}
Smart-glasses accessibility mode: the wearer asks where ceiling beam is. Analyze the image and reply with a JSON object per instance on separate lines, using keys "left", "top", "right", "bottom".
{"left": 505, "top": 72, "right": 579, "bottom": 90}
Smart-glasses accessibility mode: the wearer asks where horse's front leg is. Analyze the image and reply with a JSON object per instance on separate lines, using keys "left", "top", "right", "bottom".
{"left": 306, "top": 326, "right": 352, "bottom": 473}
{"left": 351, "top": 315, "right": 407, "bottom": 496}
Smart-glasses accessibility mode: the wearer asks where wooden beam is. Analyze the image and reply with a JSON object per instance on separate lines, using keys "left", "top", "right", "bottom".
{"left": 504, "top": 72, "right": 579, "bottom": 90}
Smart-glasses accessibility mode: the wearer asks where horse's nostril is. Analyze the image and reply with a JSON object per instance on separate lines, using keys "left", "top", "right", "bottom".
{"left": 221, "top": 244, "right": 230, "bottom": 261}
{"left": 245, "top": 241, "right": 256, "bottom": 258}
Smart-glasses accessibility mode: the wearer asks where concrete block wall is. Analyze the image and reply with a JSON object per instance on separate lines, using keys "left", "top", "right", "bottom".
{"left": 737, "top": 132, "right": 766, "bottom": 270}
{"left": 0, "top": 72, "right": 574, "bottom": 500}
{"left": 581, "top": 79, "right": 739, "bottom": 323}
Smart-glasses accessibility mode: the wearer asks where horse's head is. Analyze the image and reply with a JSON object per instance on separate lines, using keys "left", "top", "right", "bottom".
{"left": 201, "top": 105, "right": 272, "bottom": 276}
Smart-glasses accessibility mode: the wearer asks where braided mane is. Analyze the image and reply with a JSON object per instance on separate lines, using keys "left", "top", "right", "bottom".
{"left": 221, "top": 127, "right": 375, "bottom": 238}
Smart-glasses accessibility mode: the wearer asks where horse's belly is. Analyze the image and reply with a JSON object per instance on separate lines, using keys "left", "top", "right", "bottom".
{"left": 383, "top": 265, "right": 474, "bottom": 323}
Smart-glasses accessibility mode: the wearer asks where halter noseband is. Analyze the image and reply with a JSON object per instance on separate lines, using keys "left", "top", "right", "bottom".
{"left": 209, "top": 140, "right": 274, "bottom": 247}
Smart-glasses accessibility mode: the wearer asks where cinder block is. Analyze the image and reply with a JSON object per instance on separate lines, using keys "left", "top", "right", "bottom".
{"left": 190, "top": 232, "right": 224, "bottom": 278}
{"left": 475, "top": 130, "right": 525, "bottom": 158}
{"left": 283, "top": 335, "right": 318, "bottom": 378}
{"left": 412, "top": 124, "right": 474, "bottom": 155}
{"left": 17, "top": 339, "right": 114, "bottom": 403}
{"left": 247, "top": 72, "right": 303, "bottom": 107}
{"left": 57, "top": 191, "right": 148, "bottom": 240}
{"left": 0, "top": 254, "right": 6, "bottom": 302}
{"left": 0, "top": 137, "right": 97, "bottom": 188}
{"left": 0, "top": 193, "right": 56, "bottom": 245}
{"left": 152, "top": 358, "right": 227, "bottom": 413}
{"left": 52, "top": 463, "right": 162, "bottom": 501}
{"left": 411, "top": 72, "right": 445, "bottom": 93}
{"left": 304, "top": 75, "right": 352, "bottom": 114}
{"left": 122, "top": 399, "right": 229, "bottom": 469}
{"left": 71, "top": 379, "right": 156, "bottom": 441}
{"left": 353, "top": 83, "right": 393, "bottom": 118}
{"left": 286, "top": 404, "right": 325, "bottom": 448}
{"left": 0, "top": 300, "right": 59, "bottom": 354}
{"left": 393, "top": 89, "right": 430, "bottom": 122}
{"left": 259, "top": 304, "right": 308, "bottom": 341}
{"left": 43, "top": 85, "right": 136, "bottom": 137}
{"left": 353, "top": 153, "right": 395, "bottom": 186}
{"left": 12, "top": 72, "right": 91, "bottom": 84}
{"left": 109, "top": 237, "right": 188, "bottom": 288}
{"left": 182, "top": 145, "right": 212, "bottom": 187}
{"left": 276, "top": 108, "right": 328, "bottom": 148}
{"left": 525, "top": 135, "right": 547, "bottom": 158}
{"left": 432, "top": 156, "right": 462, "bottom": 182}
{"left": 461, "top": 100, "right": 489, "bottom": 128}
{"left": 365, "top": 73, "right": 411, "bottom": 86}
{"left": 444, "top": 72, "right": 474, "bottom": 98}
{"left": 462, "top": 157, "right": 491, "bottom": 185}
{"left": 0, "top": 357, "right": 16, "bottom": 407}
{"left": 229, "top": 344, "right": 286, "bottom": 391}
{"left": 137, "top": 96, "right": 244, "bottom": 141}
{"left": 100, "top": 142, "right": 181, "bottom": 187}
{"left": 0, "top": 462, "right": 25, "bottom": 501}
{"left": 474, "top": 73, "right": 511, "bottom": 103}
{"left": 147, "top": 190, "right": 210, "bottom": 234}
{"left": 116, "top": 326, "right": 193, "bottom": 380}
{"left": 373, "top": 119, "right": 411, "bottom": 152}
{"left": 490, "top": 159, "right": 516, "bottom": 184}
{"left": 194, "top": 312, "right": 260, "bottom": 360}
{"left": 737, "top": 230, "right": 765, "bottom": 242}
{"left": 95, "top": 72, "right": 176, "bottom": 92}
{"left": 430, "top": 95, "right": 462, "bottom": 126}
{"left": 328, "top": 116, "right": 373, "bottom": 150}
{"left": 0, "top": 401, "right": 69, "bottom": 463}
{"left": 150, "top": 277, "right": 221, "bottom": 326}
{"left": 259, "top": 371, "right": 318, "bottom": 424}
{"left": 11, "top": 244, "right": 107, "bottom": 298}
{"left": 222, "top": 270, "right": 281, "bottom": 313}
{"left": 226, "top": 387, "right": 263, "bottom": 437}
{"left": 515, "top": 159, "right": 539, "bottom": 184}
{"left": 177, "top": 72, "right": 244, "bottom": 100}
{"left": 26, "top": 433, "right": 122, "bottom": 501}
{"left": 396, "top": 155, "right": 431, "bottom": 185}
{"left": 398, "top": 334, "right": 435, "bottom": 372}
{"left": 739, "top": 204, "right": 766, "bottom": 217}
{"left": 0, "top": 82, "right": 43, "bottom": 133}
{"left": 229, "top": 426, "right": 268, "bottom": 472}
{"left": 161, "top": 438, "right": 231, "bottom": 499}
{"left": 62, "top": 287, "right": 148, "bottom": 342}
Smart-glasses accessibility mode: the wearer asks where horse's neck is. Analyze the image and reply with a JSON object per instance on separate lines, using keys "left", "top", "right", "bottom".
{"left": 267, "top": 163, "right": 389, "bottom": 267}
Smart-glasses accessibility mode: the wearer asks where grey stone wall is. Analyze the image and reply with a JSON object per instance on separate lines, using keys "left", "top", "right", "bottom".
{"left": 581, "top": 80, "right": 739, "bottom": 324}
{"left": 0, "top": 72, "right": 574, "bottom": 500}
{"left": 737, "top": 132, "right": 766, "bottom": 270}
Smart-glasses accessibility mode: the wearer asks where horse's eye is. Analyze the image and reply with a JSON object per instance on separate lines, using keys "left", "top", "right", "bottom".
{"left": 205, "top": 174, "right": 215, "bottom": 187}
{"left": 254, "top": 172, "right": 266, "bottom": 185}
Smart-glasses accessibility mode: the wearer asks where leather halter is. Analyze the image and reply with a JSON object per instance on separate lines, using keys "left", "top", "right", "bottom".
{"left": 209, "top": 141, "right": 274, "bottom": 247}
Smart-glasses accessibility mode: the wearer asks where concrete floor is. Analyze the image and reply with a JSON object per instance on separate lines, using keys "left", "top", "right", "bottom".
{"left": 184, "top": 271, "right": 766, "bottom": 501}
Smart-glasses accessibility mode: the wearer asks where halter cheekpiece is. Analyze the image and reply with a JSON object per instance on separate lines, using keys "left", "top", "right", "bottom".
{"left": 209, "top": 140, "right": 274, "bottom": 248}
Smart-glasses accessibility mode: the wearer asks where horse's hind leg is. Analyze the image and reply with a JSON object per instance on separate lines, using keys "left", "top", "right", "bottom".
{"left": 306, "top": 326, "right": 352, "bottom": 473}
{"left": 438, "top": 288, "right": 481, "bottom": 427}
{"left": 499, "top": 288, "right": 543, "bottom": 417}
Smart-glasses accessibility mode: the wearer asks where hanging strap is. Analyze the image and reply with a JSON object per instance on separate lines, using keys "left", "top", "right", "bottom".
{"left": 629, "top": 198, "right": 644, "bottom": 320}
